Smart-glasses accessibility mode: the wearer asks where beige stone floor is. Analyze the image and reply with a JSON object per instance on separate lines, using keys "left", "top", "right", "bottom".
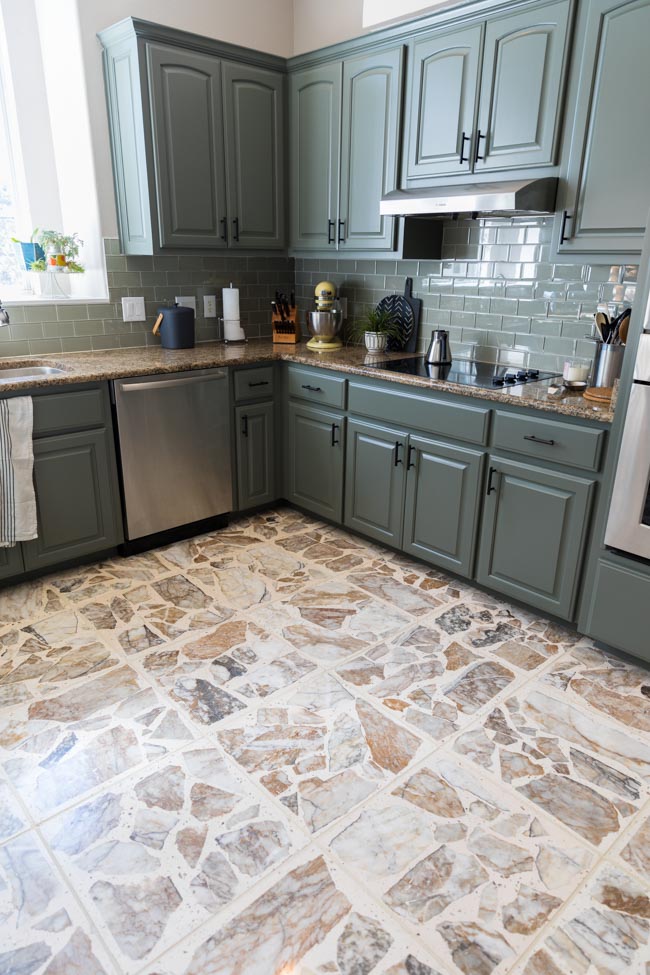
{"left": 0, "top": 506, "right": 649, "bottom": 975}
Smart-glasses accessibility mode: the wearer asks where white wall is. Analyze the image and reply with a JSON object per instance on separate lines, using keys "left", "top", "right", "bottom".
{"left": 292, "top": 0, "right": 366, "bottom": 55}
{"left": 77, "top": 0, "right": 294, "bottom": 236}
{"left": 362, "top": 0, "right": 460, "bottom": 27}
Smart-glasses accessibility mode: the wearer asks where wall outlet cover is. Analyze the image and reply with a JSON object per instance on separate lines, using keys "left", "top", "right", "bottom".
{"left": 121, "top": 296, "right": 146, "bottom": 322}
{"left": 203, "top": 295, "right": 217, "bottom": 318}
{"left": 175, "top": 295, "right": 197, "bottom": 313}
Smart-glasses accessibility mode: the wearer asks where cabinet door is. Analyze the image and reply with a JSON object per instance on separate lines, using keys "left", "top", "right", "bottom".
{"left": 287, "top": 403, "right": 344, "bottom": 521}
{"left": 338, "top": 47, "right": 403, "bottom": 252}
{"left": 223, "top": 62, "right": 285, "bottom": 250}
{"left": 147, "top": 44, "right": 228, "bottom": 250}
{"left": 476, "top": 457, "right": 594, "bottom": 620}
{"left": 403, "top": 435, "right": 484, "bottom": 577}
{"left": 289, "top": 63, "right": 342, "bottom": 250}
{"left": 22, "top": 430, "right": 121, "bottom": 571}
{"left": 405, "top": 24, "right": 482, "bottom": 180}
{"left": 235, "top": 402, "right": 276, "bottom": 510}
{"left": 0, "top": 544, "right": 25, "bottom": 582}
{"left": 475, "top": 0, "right": 572, "bottom": 172}
{"left": 557, "top": 0, "right": 650, "bottom": 254}
{"left": 344, "top": 418, "right": 407, "bottom": 546}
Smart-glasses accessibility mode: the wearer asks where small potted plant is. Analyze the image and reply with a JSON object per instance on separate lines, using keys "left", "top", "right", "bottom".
{"left": 11, "top": 228, "right": 45, "bottom": 270}
{"left": 350, "top": 307, "right": 402, "bottom": 353}
{"left": 37, "top": 230, "right": 84, "bottom": 272}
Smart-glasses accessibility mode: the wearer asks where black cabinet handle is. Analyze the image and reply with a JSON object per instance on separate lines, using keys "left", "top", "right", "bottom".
{"left": 524, "top": 434, "right": 556, "bottom": 446}
{"left": 241, "top": 414, "right": 248, "bottom": 437}
{"left": 394, "top": 441, "right": 403, "bottom": 466}
{"left": 331, "top": 423, "right": 340, "bottom": 446}
{"left": 233, "top": 217, "right": 240, "bottom": 242}
{"left": 301, "top": 384, "right": 322, "bottom": 392}
{"left": 220, "top": 217, "right": 227, "bottom": 242}
{"left": 407, "top": 445, "right": 417, "bottom": 470}
{"left": 559, "top": 210, "right": 572, "bottom": 244}
{"left": 459, "top": 131, "right": 471, "bottom": 165}
{"left": 248, "top": 380, "right": 269, "bottom": 388}
{"left": 338, "top": 220, "right": 346, "bottom": 244}
{"left": 475, "top": 129, "right": 486, "bottom": 163}
{"left": 327, "top": 220, "right": 335, "bottom": 244}
{"left": 487, "top": 466, "right": 498, "bottom": 495}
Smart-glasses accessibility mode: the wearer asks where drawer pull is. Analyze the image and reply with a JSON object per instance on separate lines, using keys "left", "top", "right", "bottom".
{"left": 248, "top": 380, "right": 269, "bottom": 388}
{"left": 394, "top": 441, "right": 403, "bottom": 466}
{"left": 331, "top": 423, "right": 340, "bottom": 447}
{"left": 407, "top": 445, "right": 417, "bottom": 470}
{"left": 241, "top": 414, "right": 248, "bottom": 437}
{"left": 301, "top": 384, "right": 322, "bottom": 393}
{"left": 524, "top": 434, "right": 556, "bottom": 446}
{"left": 487, "top": 466, "right": 498, "bottom": 495}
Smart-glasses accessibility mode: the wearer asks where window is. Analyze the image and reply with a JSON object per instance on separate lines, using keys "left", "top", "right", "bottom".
{"left": 0, "top": 72, "right": 22, "bottom": 291}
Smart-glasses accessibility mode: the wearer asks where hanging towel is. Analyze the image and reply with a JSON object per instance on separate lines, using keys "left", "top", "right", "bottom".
{"left": 0, "top": 397, "right": 37, "bottom": 547}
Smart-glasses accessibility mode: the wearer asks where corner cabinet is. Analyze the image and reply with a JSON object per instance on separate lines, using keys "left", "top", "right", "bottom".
{"left": 100, "top": 19, "right": 285, "bottom": 254}
{"left": 404, "top": 0, "right": 572, "bottom": 181}
{"left": 289, "top": 46, "right": 403, "bottom": 252}
{"left": 554, "top": 0, "right": 650, "bottom": 255}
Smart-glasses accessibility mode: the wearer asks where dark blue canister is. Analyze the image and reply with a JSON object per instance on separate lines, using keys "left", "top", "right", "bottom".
{"left": 156, "top": 303, "right": 195, "bottom": 349}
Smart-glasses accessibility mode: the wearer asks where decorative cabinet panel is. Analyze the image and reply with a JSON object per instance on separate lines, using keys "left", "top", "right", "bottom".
{"left": 235, "top": 401, "right": 276, "bottom": 510}
{"left": 22, "top": 428, "right": 122, "bottom": 572}
{"left": 476, "top": 456, "right": 594, "bottom": 620}
{"left": 0, "top": 544, "right": 25, "bottom": 581}
{"left": 286, "top": 402, "right": 345, "bottom": 521}
{"left": 344, "top": 418, "right": 408, "bottom": 546}
{"left": 289, "top": 48, "right": 403, "bottom": 252}
{"left": 556, "top": 0, "right": 650, "bottom": 255}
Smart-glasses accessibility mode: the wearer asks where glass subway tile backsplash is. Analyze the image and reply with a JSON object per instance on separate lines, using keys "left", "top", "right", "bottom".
{"left": 0, "top": 217, "right": 638, "bottom": 373}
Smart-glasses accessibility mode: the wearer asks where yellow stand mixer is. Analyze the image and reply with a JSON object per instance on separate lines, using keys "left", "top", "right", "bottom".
{"left": 306, "top": 281, "right": 343, "bottom": 351}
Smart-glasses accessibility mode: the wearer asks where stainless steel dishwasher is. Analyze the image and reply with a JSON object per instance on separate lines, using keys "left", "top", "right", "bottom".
{"left": 112, "top": 369, "right": 232, "bottom": 543}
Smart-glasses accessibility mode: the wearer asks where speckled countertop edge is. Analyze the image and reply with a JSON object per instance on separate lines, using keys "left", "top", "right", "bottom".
{"left": 0, "top": 340, "right": 613, "bottom": 424}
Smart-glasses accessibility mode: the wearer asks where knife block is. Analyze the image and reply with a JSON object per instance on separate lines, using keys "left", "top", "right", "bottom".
{"left": 272, "top": 309, "right": 301, "bottom": 344}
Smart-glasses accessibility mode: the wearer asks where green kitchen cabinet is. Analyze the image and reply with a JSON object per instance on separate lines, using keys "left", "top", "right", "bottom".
{"left": 22, "top": 428, "right": 122, "bottom": 572}
{"left": 582, "top": 557, "right": 650, "bottom": 663}
{"left": 0, "top": 544, "right": 25, "bottom": 582}
{"left": 555, "top": 0, "right": 650, "bottom": 255}
{"left": 405, "top": 24, "right": 483, "bottom": 179}
{"left": 289, "top": 63, "right": 342, "bottom": 250}
{"left": 403, "top": 435, "right": 484, "bottom": 576}
{"left": 344, "top": 418, "right": 408, "bottom": 546}
{"left": 476, "top": 456, "right": 595, "bottom": 620}
{"left": 235, "top": 401, "right": 276, "bottom": 510}
{"left": 100, "top": 19, "right": 286, "bottom": 253}
{"left": 404, "top": 0, "right": 571, "bottom": 181}
{"left": 286, "top": 402, "right": 345, "bottom": 521}
{"left": 289, "top": 47, "right": 403, "bottom": 252}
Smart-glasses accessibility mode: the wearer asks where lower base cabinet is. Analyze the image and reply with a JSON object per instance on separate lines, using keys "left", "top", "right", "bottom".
{"left": 0, "top": 544, "right": 25, "bottom": 581}
{"left": 476, "top": 456, "right": 595, "bottom": 620}
{"left": 344, "top": 418, "right": 407, "bottom": 546}
{"left": 582, "top": 558, "right": 650, "bottom": 662}
{"left": 286, "top": 402, "right": 345, "bottom": 521}
{"left": 403, "top": 434, "right": 484, "bottom": 577}
{"left": 21, "top": 428, "right": 121, "bottom": 572}
{"left": 235, "top": 402, "right": 276, "bottom": 509}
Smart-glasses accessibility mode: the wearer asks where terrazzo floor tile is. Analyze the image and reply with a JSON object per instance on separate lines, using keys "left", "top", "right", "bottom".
{"left": 41, "top": 742, "right": 308, "bottom": 972}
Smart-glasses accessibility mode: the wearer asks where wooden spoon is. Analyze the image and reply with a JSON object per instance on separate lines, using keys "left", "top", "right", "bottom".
{"left": 618, "top": 313, "right": 630, "bottom": 346}
{"left": 594, "top": 311, "right": 608, "bottom": 342}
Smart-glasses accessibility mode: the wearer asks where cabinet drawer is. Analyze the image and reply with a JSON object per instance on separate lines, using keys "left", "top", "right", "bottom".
{"left": 348, "top": 381, "right": 490, "bottom": 445}
{"left": 287, "top": 366, "right": 347, "bottom": 409}
{"left": 233, "top": 366, "right": 275, "bottom": 402}
{"left": 32, "top": 387, "right": 106, "bottom": 437}
{"left": 492, "top": 411, "right": 605, "bottom": 471}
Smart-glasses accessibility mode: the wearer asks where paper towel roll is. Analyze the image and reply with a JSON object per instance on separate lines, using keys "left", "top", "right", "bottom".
{"left": 222, "top": 283, "right": 246, "bottom": 342}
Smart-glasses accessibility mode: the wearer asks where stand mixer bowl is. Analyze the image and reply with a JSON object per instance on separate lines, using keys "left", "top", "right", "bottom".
{"left": 306, "top": 310, "right": 343, "bottom": 340}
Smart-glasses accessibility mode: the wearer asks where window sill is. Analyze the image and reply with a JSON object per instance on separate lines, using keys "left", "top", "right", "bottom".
{"left": 3, "top": 294, "right": 110, "bottom": 306}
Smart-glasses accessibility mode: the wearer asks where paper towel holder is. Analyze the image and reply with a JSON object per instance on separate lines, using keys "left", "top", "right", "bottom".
{"left": 220, "top": 317, "right": 248, "bottom": 344}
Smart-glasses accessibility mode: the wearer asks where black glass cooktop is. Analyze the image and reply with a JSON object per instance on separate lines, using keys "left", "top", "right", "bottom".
{"left": 366, "top": 357, "right": 561, "bottom": 388}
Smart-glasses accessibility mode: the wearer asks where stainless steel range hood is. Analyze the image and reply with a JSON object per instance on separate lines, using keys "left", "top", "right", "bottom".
{"left": 380, "top": 178, "right": 558, "bottom": 217}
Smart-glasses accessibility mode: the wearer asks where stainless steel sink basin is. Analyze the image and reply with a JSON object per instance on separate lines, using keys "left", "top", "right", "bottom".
{"left": 0, "top": 363, "right": 67, "bottom": 383}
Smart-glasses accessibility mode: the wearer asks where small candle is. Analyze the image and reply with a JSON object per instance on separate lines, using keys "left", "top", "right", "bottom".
{"left": 563, "top": 360, "right": 589, "bottom": 382}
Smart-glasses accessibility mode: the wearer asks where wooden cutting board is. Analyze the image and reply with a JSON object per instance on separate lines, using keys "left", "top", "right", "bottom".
{"left": 376, "top": 277, "right": 422, "bottom": 353}
{"left": 583, "top": 386, "right": 613, "bottom": 404}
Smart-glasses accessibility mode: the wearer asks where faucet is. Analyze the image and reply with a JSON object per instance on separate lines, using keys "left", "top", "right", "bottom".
{"left": 0, "top": 300, "right": 9, "bottom": 326}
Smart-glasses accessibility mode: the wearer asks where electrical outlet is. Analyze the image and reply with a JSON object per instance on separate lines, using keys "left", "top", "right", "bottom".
{"left": 175, "top": 295, "right": 196, "bottom": 313}
{"left": 203, "top": 295, "right": 217, "bottom": 318}
{"left": 121, "top": 296, "right": 146, "bottom": 322}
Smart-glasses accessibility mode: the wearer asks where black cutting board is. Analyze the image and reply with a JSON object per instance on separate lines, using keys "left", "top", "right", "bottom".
{"left": 376, "top": 277, "right": 422, "bottom": 353}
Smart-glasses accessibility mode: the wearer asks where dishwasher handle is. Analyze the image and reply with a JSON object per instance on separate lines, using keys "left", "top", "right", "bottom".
{"left": 118, "top": 371, "right": 228, "bottom": 393}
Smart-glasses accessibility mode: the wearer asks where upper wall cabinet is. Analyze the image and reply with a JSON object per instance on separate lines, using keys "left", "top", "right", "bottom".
{"left": 555, "top": 0, "right": 650, "bottom": 256}
{"left": 100, "top": 20, "right": 285, "bottom": 253}
{"left": 289, "top": 47, "right": 404, "bottom": 252}
{"left": 404, "top": 0, "right": 573, "bottom": 181}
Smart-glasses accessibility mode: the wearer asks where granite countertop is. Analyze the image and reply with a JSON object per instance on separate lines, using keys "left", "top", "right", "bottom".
{"left": 0, "top": 339, "right": 613, "bottom": 423}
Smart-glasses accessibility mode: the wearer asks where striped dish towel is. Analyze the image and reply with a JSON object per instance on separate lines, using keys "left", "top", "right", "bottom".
{"left": 0, "top": 397, "right": 37, "bottom": 547}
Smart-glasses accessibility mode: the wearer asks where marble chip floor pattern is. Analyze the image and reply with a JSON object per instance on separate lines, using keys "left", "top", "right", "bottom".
{"left": 0, "top": 507, "right": 649, "bottom": 975}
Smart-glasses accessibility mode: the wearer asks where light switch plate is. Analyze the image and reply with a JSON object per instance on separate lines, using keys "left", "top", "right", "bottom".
{"left": 203, "top": 295, "right": 217, "bottom": 318}
{"left": 121, "top": 296, "right": 146, "bottom": 322}
{"left": 175, "top": 295, "right": 197, "bottom": 313}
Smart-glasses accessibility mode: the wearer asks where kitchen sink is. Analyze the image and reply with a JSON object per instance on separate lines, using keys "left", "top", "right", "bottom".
{"left": 0, "top": 362, "right": 67, "bottom": 383}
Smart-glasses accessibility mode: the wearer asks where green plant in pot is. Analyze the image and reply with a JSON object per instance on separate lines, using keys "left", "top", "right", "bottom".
{"left": 349, "top": 306, "right": 402, "bottom": 353}
{"left": 35, "top": 230, "right": 85, "bottom": 272}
